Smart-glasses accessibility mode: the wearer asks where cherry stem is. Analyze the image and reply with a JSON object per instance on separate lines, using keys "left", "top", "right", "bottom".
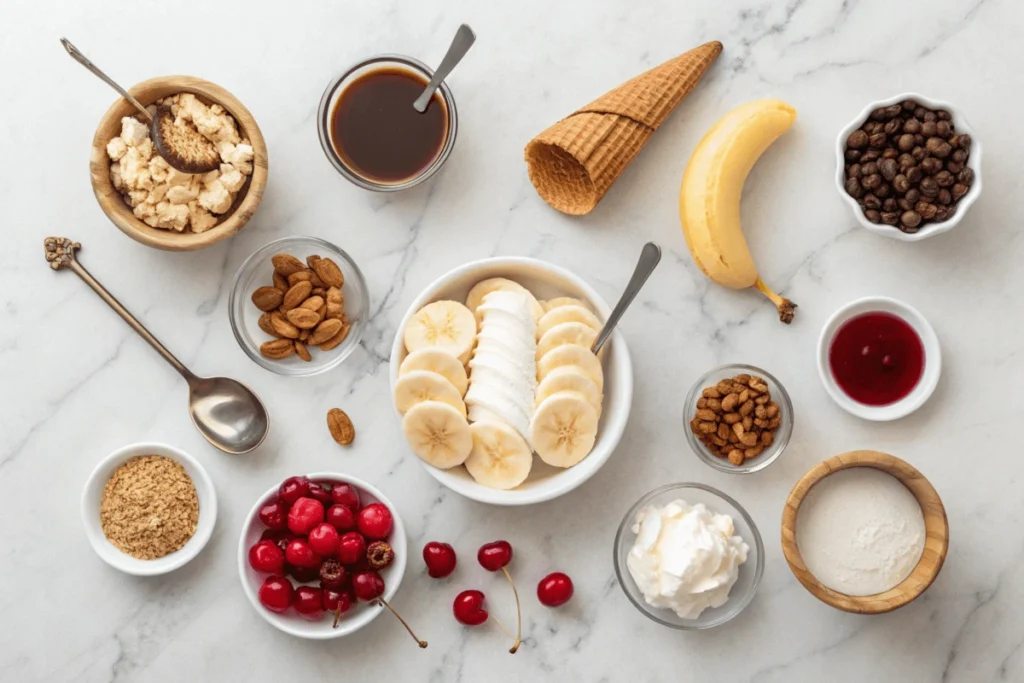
{"left": 501, "top": 566, "right": 522, "bottom": 654}
{"left": 333, "top": 604, "right": 343, "bottom": 629}
{"left": 377, "top": 598, "right": 428, "bottom": 648}
{"left": 490, "top": 614, "right": 516, "bottom": 642}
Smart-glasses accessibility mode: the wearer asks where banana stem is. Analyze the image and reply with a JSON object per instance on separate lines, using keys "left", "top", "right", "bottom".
{"left": 501, "top": 566, "right": 522, "bottom": 654}
{"left": 753, "top": 277, "right": 797, "bottom": 324}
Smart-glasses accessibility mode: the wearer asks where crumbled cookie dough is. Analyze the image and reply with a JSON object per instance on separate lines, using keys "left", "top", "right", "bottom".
{"left": 107, "top": 93, "right": 254, "bottom": 232}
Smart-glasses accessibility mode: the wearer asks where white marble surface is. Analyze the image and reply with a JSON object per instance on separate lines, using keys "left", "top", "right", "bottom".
{"left": 1, "top": 0, "right": 1020, "bottom": 680}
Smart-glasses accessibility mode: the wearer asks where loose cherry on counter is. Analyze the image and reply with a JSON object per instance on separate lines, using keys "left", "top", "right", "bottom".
{"left": 279, "top": 476, "right": 311, "bottom": 505}
{"left": 294, "top": 586, "right": 325, "bottom": 621}
{"left": 306, "top": 481, "right": 335, "bottom": 507}
{"left": 258, "top": 498, "right": 289, "bottom": 530}
{"left": 337, "top": 532, "right": 367, "bottom": 566}
{"left": 423, "top": 542, "right": 457, "bottom": 578}
{"left": 330, "top": 483, "right": 361, "bottom": 510}
{"left": 287, "top": 497, "right": 325, "bottom": 535}
{"left": 477, "top": 541, "right": 521, "bottom": 653}
{"left": 308, "top": 523, "right": 340, "bottom": 557}
{"left": 357, "top": 503, "right": 393, "bottom": 540}
{"left": 258, "top": 575, "right": 294, "bottom": 613}
{"left": 248, "top": 539, "right": 286, "bottom": 574}
{"left": 352, "top": 571, "right": 427, "bottom": 648}
{"left": 326, "top": 504, "right": 356, "bottom": 532}
{"left": 537, "top": 572, "right": 574, "bottom": 607}
{"left": 367, "top": 541, "right": 395, "bottom": 570}
{"left": 453, "top": 589, "right": 488, "bottom": 625}
{"left": 285, "top": 538, "right": 321, "bottom": 569}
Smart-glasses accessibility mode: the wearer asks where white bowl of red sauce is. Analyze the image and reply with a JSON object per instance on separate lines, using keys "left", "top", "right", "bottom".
{"left": 817, "top": 297, "right": 941, "bottom": 421}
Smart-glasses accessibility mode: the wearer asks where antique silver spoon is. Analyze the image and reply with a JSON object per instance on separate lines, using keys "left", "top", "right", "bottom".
{"left": 61, "top": 38, "right": 220, "bottom": 174}
{"left": 44, "top": 238, "right": 269, "bottom": 454}
{"left": 592, "top": 242, "right": 662, "bottom": 354}
{"left": 413, "top": 24, "right": 476, "bottom": 113}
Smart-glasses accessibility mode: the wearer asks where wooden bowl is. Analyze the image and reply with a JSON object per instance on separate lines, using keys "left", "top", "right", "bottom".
{"left": 781, "top": 450, "right": 948, "bottom": 614}
{"left": 90, "top": 76, "right": 268, "bottom": 251}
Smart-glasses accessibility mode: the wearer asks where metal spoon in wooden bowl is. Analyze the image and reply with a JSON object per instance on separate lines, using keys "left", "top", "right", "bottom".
{"left": 44, "top": 237, "right": 269, "bottom": 454}
{"left": 61, "top": 38, "right": 220, "bottom": 174}
{"left": 412, "top": 24, "right": 476, "bottom": 113}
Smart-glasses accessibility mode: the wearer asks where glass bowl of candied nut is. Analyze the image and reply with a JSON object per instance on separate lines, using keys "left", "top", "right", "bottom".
{"left": 229, "top": 236, "right": 368, "bottom": 376}
{"left": 683, "top": 364, "right": 793, "bottom": 474}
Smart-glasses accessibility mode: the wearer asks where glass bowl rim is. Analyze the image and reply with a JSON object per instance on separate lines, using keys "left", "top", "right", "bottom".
{"left": 612, "top": 482, "right": 766, "bottom": 630}
{"left": 228, "top": 235, "right": 368, "bottom": 376}
{"left": 683, "top": 363, "right": 794, "bottom": 474}
{"left": 316, "top": 53, "right": 459, "bottom": 192}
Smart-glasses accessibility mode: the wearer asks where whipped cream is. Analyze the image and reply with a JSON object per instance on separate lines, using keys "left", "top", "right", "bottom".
{"left": 465, "top": 291, "right": 537, "bottom": 441}
{"left": 626, "top": 499, "right": 749, "bottom": 619}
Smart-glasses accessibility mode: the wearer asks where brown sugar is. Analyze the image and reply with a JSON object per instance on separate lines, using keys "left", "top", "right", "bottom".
{"left": 100, "top": 455, "right": 199, "bottom": 560}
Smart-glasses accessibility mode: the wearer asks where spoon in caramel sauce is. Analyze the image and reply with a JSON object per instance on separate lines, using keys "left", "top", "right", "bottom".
{"left": 412, "top": 24, "right": 476, "bottom": 114}
{"left": 61, "top": 38, "right": 220, "bottom": 174}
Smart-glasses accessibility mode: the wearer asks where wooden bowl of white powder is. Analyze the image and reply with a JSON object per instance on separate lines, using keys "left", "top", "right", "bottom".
{"left": 781, "top": 450, "right": 948, "bottom": 614}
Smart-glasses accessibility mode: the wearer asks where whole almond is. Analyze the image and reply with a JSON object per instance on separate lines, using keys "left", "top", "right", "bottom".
{"left": 273, "top": 271, "right": 289, "bottom": 292}
{"left": 317, "top": 321, "right": 350, "bottom": 351}
{"left": 298, "top": 329, "right": 310, "bottom": 341}
{"left": 311, "top": 287, "right": 326, "bottom": 297}
{"left": 316, "top": 303, "right": 327, "bottom": 320}
{"left": 326, "top": 286, "right": 343, "bottom": 305}
{"left": 281, "top": 281, "right": 313, "bottom": 311}
{"left": 309, "top": 270, "right": 327, "bottom": 288}
{"left": 326, "top": 408, "right": 354, "bottom": 445}
{"left": 286, "top": 308, "right": 321, "bottom": 329}
{"left": 251, "top": 286, "right": 284, "bottom": 312}
{"left": 258, "top": 312, "right": 281, "bottom": 338}
{"left": 294, "top": 341, "right": 312, "bottom": 362}
{"left": 312, "top": 258, "right": 344, "bottom": 288}
{"left": 270, "top": 311, "right": 300, "bottom": 339}
{"left": 272, "top": 254, "right": 305, "bottom": 276}
{"left": 309, "top": 318, "right": 343, "bottom": 345}
{"left": 300, "top": 296, "right": 324, "bottom": 311}
{"left": 287, "top": 270, "right": 313, "bottom": 286}
{"left": 326, "top": 302, "right": 343, "bottom": 320}
{"left": 306, "top": 255, "right": 322, "bottom": 269}
{"left": 260, "top": 339, "right": 295, "bottom": 359}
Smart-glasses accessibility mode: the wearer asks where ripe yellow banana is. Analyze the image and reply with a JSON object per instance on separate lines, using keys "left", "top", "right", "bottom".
{"left": 680, "top": 99, "right": 798, "bottom": 323}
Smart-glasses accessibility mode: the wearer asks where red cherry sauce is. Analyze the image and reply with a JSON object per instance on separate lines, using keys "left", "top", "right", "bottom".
{"left": 828, "top": 312, "right": 924, "bottom": 406}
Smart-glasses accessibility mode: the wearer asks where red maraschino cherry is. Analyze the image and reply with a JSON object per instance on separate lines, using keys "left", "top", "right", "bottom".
{"left": 278, "top": 476, "right": 311, "bottom": 505}
{"left": 287, "top": 497, "right": 325, "bottom": 535}
{"left": 477, "top": 541, "right": 520, "bottom": 653}
{"left": 423, "top": 542, "right": 457, "bottom": 578}
{"left": 357, "top": 503, "right": 393, "bottom": 540}
{"left": 453, "top": 589, "right": 488, "bottom": 625}
{"left": 293, "top": 585, "right": 325, "bottom": 621}
{"left": 248, "top": 539, "right": 285, "bottom": 574}
{"left": 258, "top": 575, "right": 294, "bottom": 613}
{"left": 537, "top": 572, "right": 574, "bottom": 607}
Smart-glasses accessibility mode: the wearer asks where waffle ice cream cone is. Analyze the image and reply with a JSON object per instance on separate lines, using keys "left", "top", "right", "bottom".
{"left": 525, "top": 41, "right": 723, "bottom": 215}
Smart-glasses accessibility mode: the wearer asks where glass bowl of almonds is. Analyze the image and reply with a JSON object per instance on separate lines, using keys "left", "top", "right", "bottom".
{"left": 229, "top": 236, "right": 368, "bottom": 376}
{"left": 683, "top": 364, "right": 793, "bottom": 474}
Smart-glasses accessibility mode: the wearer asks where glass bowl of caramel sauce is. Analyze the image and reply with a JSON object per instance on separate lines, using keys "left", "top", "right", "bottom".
{"left": 318, "top": 54, "right": 458, "bottom": 191}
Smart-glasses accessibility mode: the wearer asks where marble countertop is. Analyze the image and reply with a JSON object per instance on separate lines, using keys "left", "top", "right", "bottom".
{"left": 2, "top": 0, "right": 1020, "bottom": 681}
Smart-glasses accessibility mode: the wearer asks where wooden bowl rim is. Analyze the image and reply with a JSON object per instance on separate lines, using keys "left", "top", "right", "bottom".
{"left": 780, "top": 450, "right": 949, "bottom": 614}
{"left": 89, "top": 75, "right": 268, "bottom": 251}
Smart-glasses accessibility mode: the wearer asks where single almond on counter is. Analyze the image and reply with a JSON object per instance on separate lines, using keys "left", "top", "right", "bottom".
{"left": 313, "top": 258, "right": 344, "bottom": 288}
{"left": 272, "top": 253, "right": 305, "bottom": 276}
{"left": 286, "top": 308, "right": 321, "bottom": 329}
{"left": 281, "top": 281, "right": 313, "bottom": 311}
{"left": 327, "top": 408, "right": 355, "bottom": 445}
{"left": 295, "top": 341, "right": 312, "bottom": 362}
{"left": 261, "top": 339, "right": 295, "bottom": 359}
{"left": 251, "top": 286, "right": 284, "bottom": 312}
{"left": 309, "top": 318, "right": 342, "bottom": 345}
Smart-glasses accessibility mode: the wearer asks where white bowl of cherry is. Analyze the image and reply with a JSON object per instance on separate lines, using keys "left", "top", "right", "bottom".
{"left": 237, "top": 473, "right": 411, "bottom": 640}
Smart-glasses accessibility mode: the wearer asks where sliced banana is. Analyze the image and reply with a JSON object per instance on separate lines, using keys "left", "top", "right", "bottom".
{"left": 464, "top": 420, "right": 534, "bottom": 490}
{"left": 399, "top": 348, "right": 469, "bottom": 396}
{"left": 536, "top": 322, "right": 599, "bottom": 360}
{"left": 465, "top": 278, "right": 544, "bottom": 321}
{"left": 402, "top": 400, "right": 473, "bottom": 469}
{"left": 537, "top": 344, "right": 604, "bottom": 391}
{"left": 393, "top": 370, "right": 467, "bottom": 416}
{"left": 537, "top": 305, "right": 603, "bottom": 339}
{"left": 536, "top": 366, "right": 602, "bottom": 418}
{"left": 542, "top": 297, "right": 591, "bottom": 313}
{"left": 403, "top": 300, "right": 476, "bottom": 364}
{"left": 529, "top": 391, "right": 599, "bottom": 468}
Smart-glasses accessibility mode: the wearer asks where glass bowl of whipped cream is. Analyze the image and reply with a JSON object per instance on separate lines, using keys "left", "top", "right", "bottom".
{"left": 613, "top": 483, "right": 764, "bottom": 629}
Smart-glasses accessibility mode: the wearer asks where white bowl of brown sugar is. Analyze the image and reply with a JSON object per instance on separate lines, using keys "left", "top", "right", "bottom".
{"left": 82, "top": 442, "right": 217, "bottom": 576}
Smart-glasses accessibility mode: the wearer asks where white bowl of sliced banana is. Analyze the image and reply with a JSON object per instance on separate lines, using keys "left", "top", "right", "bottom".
{"left": 389, "top": 257, "right": 633, "bottom": 506}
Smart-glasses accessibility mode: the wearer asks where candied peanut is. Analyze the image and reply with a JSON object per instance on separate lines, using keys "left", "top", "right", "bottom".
{"left": 723, "top": 412, "right": 741, "bottom": 424}
{"left": 732, "top": 422, "right": 744, "bottom": 438}
{"left": 755, "top": 404, "right": 767, "bottom": 419}
{"left": 690, "top": 418, "right": 702, "bottom": 433}
{"left": 734, "top": 374, "right": 752, "bottom": 384}
{"left": 728, "top": 449, "right": 745, "bottom": 466}
{"left": 697, "top": 397, "right": 708, "bottom": 409}
{"left": 767, "top": 416, "right": 781, "bottom": 429}
{"left": 728, "top": 431, "right": 740, "bottom": 444}
{"left": 716, "top": 381, "right": 733, "bottom": 395}
{"left": 721, "top": 394, "right": 739, "bottom": 412}
{"left": 717, "top": 423, "right": 730, "bottom": 440}
{"left": 710, "top": 435, "right": 727, "bottom": 447}
{"left": 699, "top": 421, "right": 717, "bottom": 434}
{"left": 742, "top": 416, "right": 753, "bottom": 431}
{"left": 706, "top": 398, "right": 723, "bottom": 413}
{"left": 753, "top": 418, "right": 768, "bottom": 429}
{"left": 750, "top": 381, "right": 769, "bottom": 394}
{"left": 739, "top": 400, "right": 755, "bottom": 417}
{"left": 745, "top": 445, "right": 764, "bottom": 459}
{"left": 766, "top": 403, "right": 779, "bottom": 419}
{"left": 703, "top": 387, "right": 721, "bottom": 399}
{"left": 761, "top": 431, "right": 774, "bottom": 447}
{"left": 696, "top": 409, "right": 717, "bottom": 421}
{"left": 738, "top": 389, "right": 750, "bottom": 404}
{"left": 754, "top": 394, "right": 770, "bottom": 405}
{"left": 739, "top": 432, "right": 758, "bottom": 447}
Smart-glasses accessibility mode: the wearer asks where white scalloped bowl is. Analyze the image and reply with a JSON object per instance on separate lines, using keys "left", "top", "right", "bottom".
{"left": 389, "top": 257, "right": 633, "bottom": 506}
{"left": 835, "top": 92, "right": 982, "bottom": 241}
